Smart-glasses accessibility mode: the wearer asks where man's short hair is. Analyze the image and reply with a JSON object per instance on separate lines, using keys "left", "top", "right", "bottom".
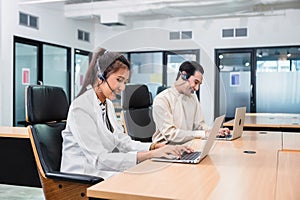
{"left": 176, "top": 61, "right": 204, "bottom": 80}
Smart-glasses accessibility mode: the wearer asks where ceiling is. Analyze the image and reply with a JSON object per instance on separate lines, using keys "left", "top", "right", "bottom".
{"left": 19, "top": 0, "right": 300, "bottom": 26}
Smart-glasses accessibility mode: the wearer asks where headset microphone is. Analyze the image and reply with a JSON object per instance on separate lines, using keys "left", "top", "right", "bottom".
{"left": 98, "top": 72, "right": 121, "bottom": 100}
{"left": 106, "top": 80, "right": 121, "bottom": 100}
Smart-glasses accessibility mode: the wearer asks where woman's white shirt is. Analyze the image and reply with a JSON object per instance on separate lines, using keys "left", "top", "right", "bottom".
{"left": 60, "top": 86, "right": 151, "bottom": 179}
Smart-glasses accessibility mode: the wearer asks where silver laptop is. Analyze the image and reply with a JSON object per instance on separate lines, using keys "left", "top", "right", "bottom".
{"left": 216, "top": 107, "right": 246, "bottom": 141}
{"left": 151, "top": 115, "right": 225, "bottom": 164}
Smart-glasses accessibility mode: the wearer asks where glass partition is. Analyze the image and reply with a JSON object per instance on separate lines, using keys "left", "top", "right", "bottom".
{"left": 14, "top": 42, "right": 38, "bottom": 126}
{"left": 215, "top": 46, "right": 300, "bottom": 119}
{"left": 218, "top": 52, "right": 252, "bottom": 118}
{"left": 128, "top": 50, "right": 199, "bottom": 99}
{"left": 256, "top": 47, "right": 300, "bottom": 113}
{"left": 74, "top": 49, "right": 90, "bottom": 98}
{"left": 14, "top": 36, "right": 71, "bottom": 126}
{"left": 43, "top": 44, "right": 70, "bottom": 101}
{"left": 130, "top": 52, "right": 163, "bottom": 98}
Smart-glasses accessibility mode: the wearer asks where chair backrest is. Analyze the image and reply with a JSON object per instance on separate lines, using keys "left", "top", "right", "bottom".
{"left": 156, "top": 85, "right": 169, "bottom": 95}
{"left": 26, "top": 85, "right": 69, "bottom": 174}
{"left": 26, "top": 85, "right": 69, "bottom": 124}
{"left": 121, "top": 84, "right": 155, "bottom": 142}
{"left": 30, "top": 123, "right": 66, "bottom": 173}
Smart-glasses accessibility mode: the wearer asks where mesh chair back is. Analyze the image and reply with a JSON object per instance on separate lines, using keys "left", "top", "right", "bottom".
{"left": 121, "top": 84, "right": 155, "bottom": 142}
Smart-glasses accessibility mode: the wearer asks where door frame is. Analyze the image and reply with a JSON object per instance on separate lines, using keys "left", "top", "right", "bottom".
{"left": 13, "top": 36, "right": 71, "bottom": 126}
{"left": 214, "top": 48, "right": 256, "bottom": 119}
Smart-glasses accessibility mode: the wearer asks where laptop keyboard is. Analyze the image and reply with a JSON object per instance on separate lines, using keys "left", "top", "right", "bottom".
{"left": 181, "top": 151, "right": 201, "bottom": 160}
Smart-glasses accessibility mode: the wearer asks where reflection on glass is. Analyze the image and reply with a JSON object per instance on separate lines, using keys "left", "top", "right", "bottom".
{"left": 74, "top": 52, "right": 89, "bottom": 97}
{"left": 256, "top": 47, "right": 300, "bottom": 113}
{"left": 257, "top": 60, "right": 291, "bottom": 72}
{"left": 292, "top": 60, "right": 300, "bottom": 71}
{"left": 130, "top": 52, "right": 163, "bottom": 99}
{"left": 14, "top": 43, "right": 38, "bottom": 126}
{"left": 256, "top": 72, "right": 300, "bottom": 113}
{"left": 219, "top": 52, "right": 251, "bottom": 118}
{"left": 43, "top": 45, "right": 69, "bottom": 100}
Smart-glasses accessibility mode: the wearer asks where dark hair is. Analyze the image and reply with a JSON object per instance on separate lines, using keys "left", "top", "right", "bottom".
{"left": 176, "top": 61, "right": 204, "bottom": 80}
{"left": 77, "top": 48, "right": 130, "bottom": 97}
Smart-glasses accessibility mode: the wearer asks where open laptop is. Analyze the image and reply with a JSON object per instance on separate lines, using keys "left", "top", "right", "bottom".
{"left": 151, "top": 115, "right": 225, "bottom": 164}
{"left": 216, "top": 107, "right": 246, "bottom": 141}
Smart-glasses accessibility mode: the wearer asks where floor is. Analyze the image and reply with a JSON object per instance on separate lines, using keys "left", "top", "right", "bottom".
{"left": 0, "top": 184, "right": 44, "bottom": 200}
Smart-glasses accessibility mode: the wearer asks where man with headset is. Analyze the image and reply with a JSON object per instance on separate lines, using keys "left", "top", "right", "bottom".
{"left": 152, "top": 61, "right": 229, "bottom": 144}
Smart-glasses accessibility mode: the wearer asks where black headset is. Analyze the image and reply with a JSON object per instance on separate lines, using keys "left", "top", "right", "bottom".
{"left": 96, "top": 57, "right": 106, "bottom": 81}
{"left": 95, "top": 55, "right": 122, "bottom": 100}
{"left": 98, "top": 70, "right": 106, "bottom": 81}
{"left": 181, "top": 73, "right": 188, "bottom": 80}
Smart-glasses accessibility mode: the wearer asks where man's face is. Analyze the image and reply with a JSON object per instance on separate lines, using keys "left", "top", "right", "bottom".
{"left": 182, "top": 71, "right": 203, "bottom": 96}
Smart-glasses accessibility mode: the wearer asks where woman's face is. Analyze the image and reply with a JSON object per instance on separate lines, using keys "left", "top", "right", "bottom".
{"left": 102, "top": 67, "right": 130, "bottom": 100}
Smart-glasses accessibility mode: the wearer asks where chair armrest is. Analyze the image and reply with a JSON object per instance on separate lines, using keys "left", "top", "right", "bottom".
{"left": 45, "top": 171, "right": 104, "bottom": 184}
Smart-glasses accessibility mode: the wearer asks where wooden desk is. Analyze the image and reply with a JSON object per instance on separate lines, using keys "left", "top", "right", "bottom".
{"left": 276, "top": 151, "right": 300, "bottom": 199}
{"left": 223, "top": 113, "right": 300, "bottom": 132}
{"left": 88, "top": 131, "right": 285, "bottom": 200}
{"left": 0, "top": 126, "right": 40, "bottom": 187}
{"left": 282, "top": 132, "right": 300, "bottom": 151}
{"left": 0, "top": 126, "right": 29, "bottom": 138}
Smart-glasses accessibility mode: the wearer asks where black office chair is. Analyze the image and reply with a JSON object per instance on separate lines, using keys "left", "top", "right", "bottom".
{"left": 156, "top": 85, "right": 169, "bottom": 95}
{"left": 25, "top": 85, "right": 103, "bottom": 200}
{"left": 121, "top": 84, "right": 156, "bottom": 142}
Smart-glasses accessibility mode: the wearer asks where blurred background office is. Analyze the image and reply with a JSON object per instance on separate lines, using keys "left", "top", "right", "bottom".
{"left": 0, "top": 0, "right": 300, "bottom": 127}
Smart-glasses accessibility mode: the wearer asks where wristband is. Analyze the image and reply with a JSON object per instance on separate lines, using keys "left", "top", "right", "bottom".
{"left": 150, "top": 142, "right": 157, "bottom": 150}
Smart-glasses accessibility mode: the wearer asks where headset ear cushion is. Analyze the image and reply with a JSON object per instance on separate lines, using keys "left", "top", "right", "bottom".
{"left": 181, "top": 74, "right": 187, "bottom": 80}
{"left": 98, "top": 72, "right": 105, "bottom": 80}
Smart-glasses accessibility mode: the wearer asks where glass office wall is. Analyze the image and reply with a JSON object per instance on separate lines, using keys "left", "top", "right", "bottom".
{"left": 256, "top": 47, "right": 300, "bottom": 113}
{"left": 14, "top": 42, "right": 38, "bottom": 126}
{"left": 129, "top": 52, "right": 163, "bottom": 99}
{"left": 128, "top": 50, "right": 199, "bottom": 100}
{"left": 74, "top": 49, "right": 90, "bottom": 98}
{"left": 43, "top": 44, "right": 70, "bottom": 100}
{"left": 13, "top": 36, "right": 71, "bottom": 126}
{"left": 215, "top": 46, "right": 300, "bottom": 118}
{"left": 217, "top": 51, "right": 252, "bottom": 119}
{"left": 114, "top": 50, "right": 199, "bottom": 118}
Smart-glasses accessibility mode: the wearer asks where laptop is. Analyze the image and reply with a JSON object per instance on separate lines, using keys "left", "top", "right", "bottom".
{"left": 151, "top": 115, "right": 225, "bottom": 164}
{"left": 216, "top": 107, "right": 246, "bottom": 141}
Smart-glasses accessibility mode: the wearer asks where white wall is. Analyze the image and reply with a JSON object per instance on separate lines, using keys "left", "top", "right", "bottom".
{"left": 94, "top": 9, "right": 300, "bottom": 124}
{"left": 0, "top": 1, "right": 96, "bottom": 126}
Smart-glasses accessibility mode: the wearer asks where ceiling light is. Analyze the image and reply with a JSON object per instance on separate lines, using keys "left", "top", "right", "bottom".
{"left": 257, "top": 51, "right": 263, "bottom": 58}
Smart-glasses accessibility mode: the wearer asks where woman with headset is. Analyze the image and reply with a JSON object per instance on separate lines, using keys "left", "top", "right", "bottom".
{"left": 152, "top": 61, "right": 229, "bottom": 144}
{"left": 60, "top": 48, "right": 192, "bottom": 179}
